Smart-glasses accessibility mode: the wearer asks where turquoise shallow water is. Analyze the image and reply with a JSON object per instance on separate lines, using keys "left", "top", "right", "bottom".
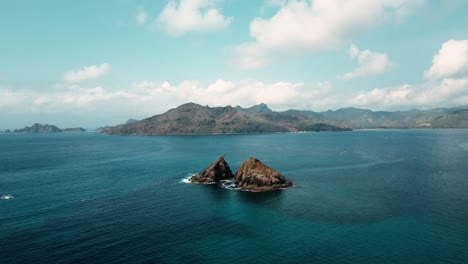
{"left": 1, "top": 130, "right": 468, "bottom": 263}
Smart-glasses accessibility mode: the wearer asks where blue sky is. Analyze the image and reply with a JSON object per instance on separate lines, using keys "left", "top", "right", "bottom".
{"left": 1, "top": 0, "right": 468, "bottom": 128}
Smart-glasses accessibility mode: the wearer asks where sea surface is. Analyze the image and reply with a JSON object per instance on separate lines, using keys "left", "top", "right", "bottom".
{"left": 1, "top": 130, "right": 468, "bottom": 263}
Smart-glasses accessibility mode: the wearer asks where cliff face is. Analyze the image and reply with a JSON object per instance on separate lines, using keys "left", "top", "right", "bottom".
{"left": 234, "top": 158, "right": 293, "bottom": 192}
{"left": 190, "top": 155, "right": 234, "bottom": 184}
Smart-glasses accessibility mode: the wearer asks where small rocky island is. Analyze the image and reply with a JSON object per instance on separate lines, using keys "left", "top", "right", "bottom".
{"left": 234, "top": 158, "right": 293, "bottom": 192}
{"left": 189, "top": 155, "right": 233, "bottom": 184}
{"left": 189, "top": 155, "right": 292, "bottom": 192}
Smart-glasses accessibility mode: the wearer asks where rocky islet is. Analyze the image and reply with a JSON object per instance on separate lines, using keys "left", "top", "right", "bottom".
{"left": 189, "top": 155, "right": 292, "bottom": 192}
{"left": 189, "top": 155, "right": 233, "bottom": 184}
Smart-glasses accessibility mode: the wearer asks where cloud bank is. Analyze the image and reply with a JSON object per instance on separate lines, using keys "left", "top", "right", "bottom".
{"left": 0, "top": 80, "right": 334, "bottom": 118}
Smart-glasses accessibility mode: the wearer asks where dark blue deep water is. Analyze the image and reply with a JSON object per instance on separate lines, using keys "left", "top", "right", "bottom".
{"left": 1, "top": 130, "right": 468, "bottom": 263}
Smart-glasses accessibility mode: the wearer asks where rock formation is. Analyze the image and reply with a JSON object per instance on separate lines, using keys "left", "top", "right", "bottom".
{"left": 234, "top": 158, "right": 293, "bottom": 192}
{"left": 189, "top": 155, "right": 234, "bottom": 184}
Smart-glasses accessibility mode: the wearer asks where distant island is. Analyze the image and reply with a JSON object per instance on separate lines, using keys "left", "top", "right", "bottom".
{"left": 101, "top": 103, "right": 468, "bottom": 135}
{"left": 102, "top": 103, "right": 351, "bottom": 135}
{"left": 5, "top": 103, "right": 467, "bottom": 135}
{"left": 2, "top": 123, "right": 87, "bottom": 133}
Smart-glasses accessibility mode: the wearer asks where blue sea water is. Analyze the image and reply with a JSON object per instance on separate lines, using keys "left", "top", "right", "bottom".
{"left": 1, "top": 130, "right": 468, "bottom": 264}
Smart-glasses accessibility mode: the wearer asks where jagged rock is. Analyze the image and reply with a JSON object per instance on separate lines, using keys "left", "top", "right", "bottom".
{"left": 189, "top": 155, "right": 233, "bottom": 184}
{"left": 234, "top": 158, "right": 292, "bottom": 192}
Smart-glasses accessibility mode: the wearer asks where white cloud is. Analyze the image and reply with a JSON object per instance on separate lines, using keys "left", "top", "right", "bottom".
{"left": 136, "top": 10, "right": 148, "bottom": 25}
{"left": 155, "top": 0, "right": 232, "bottom": 36}
{"left": 232, "top": 0, "right": 424, "bottom": 69}
{"left": 127, "top": 79, "right": 334, "bottom": 111}
{"left": 349, "top": 78, "right": 468, "bottom": 109}
{"left": 64, "top": 64, "right": 111, "bottom": 83}
{"left": 424, "top": 39, "right": 468, "bottom": 80}
{"left": 1, "top": 76, "right": 468, "bottom": 124}
{"left": 348, "top": 39, "right": 468, "bottom": 109}
{"left": 346, "top": 39, "right": 468, "bottom": 109}
{"left": 338, "top": 44, "right": 394, "bottom": 80}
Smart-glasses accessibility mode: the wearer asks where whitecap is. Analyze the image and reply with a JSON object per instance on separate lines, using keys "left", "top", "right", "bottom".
{"left": 1, "top": 194, "right": 14, "bottom": 200}
{"left": 219, "top": 180, "right": 239, "bottom": 190}
{"left": 180, "top": 173, "right": 195, "bottom": 184}
{"left": 181, "top": 178, "right": 191, "bottom": 183}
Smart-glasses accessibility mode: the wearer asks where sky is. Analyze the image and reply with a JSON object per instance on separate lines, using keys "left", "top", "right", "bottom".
{"left": 1, "top": 0, "right": 468, "bottom": 128}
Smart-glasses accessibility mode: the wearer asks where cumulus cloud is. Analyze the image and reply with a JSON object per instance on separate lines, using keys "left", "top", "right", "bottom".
{"left": 349, "top": 78, "right": 468, "bottom": 109}
{"left": 155, "top": 0, "right": 232, "bottom": 36}
{"left": 63, "top": 64, "right": 111, "bottom": 83}
{"left": 2, "top": 73, "right": 468, "bottom": 125}
{"left": 136, "top": 10, "right": 148, "bottom": 25}
{"left": 424, "top": 39, "right": 468, "bottom": 80}
{"left": 126, "top": 79, "right": 335, "bottom": 111}
{"left": 338, "top": 44, "right": 394, "bottom": 80}
{"left": 350, "top": 40, "right": 468, "bottom": 109}
{"left": 231, "top": 0, "right": 424, "bottom": 69}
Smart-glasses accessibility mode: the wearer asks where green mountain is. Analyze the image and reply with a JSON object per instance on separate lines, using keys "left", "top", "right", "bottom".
{"left": 429, "top": 109, "right": 468, "bottom": 128}
{"left": 103, "top": 103, "right": 349, "bottom": 135}
{"left": 102, "top": 103, "right": 468, "bottom": 135}
{"left": 294, "top": 107, "right": 468, "bottom": 129}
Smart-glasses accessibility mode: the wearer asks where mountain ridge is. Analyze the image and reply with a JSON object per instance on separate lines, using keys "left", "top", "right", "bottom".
{"left": 103, "top": 103, "right": 350, "bottom": 135}
{"left": 101, "top": 102, "right": 468, "bottom": 135}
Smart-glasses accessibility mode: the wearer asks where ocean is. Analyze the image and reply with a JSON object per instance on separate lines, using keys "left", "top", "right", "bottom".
{"left": 1, "top": 130, "right": 468, "bottom": 263}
